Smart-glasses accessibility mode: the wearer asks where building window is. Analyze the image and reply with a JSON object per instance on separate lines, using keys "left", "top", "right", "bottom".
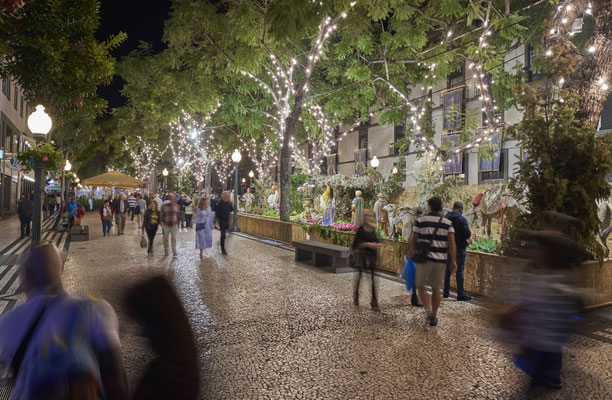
{"left": 14, "top": 87, "right": 18, "bottom": 110}
{"left": 392, "top": 124, "right": 405, "bottom": 155}
{"left": 20, "top": 97, "right": 24, "bottom": 118}
{"left": 6, "top": 126, "right": 13, "bottom": 153}
{"left": 2, "top": 79, "right": 11, "bottom": 100}
{"left": 358, "top": 125, "right": 368, "bottom": 149}
{"left": 448, "top": 66, "right": 465, "bottom": 89}
{"left": 480, "top": 149, "right": 507, "bottom": 182}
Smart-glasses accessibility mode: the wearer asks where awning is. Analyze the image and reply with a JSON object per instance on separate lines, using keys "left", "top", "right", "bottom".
{"left": 82, "top": 172, "right": 146, "bottom": 188}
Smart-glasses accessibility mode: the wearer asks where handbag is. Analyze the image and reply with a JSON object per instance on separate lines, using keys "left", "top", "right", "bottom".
{"left": 140, "top": 234, "right": 147, "bottom": 248}
{"left": 195, "top": 223, "right": 207, "bottom": 231}
{"left": 412, "top": 216, "right": 444, "bottom": 263}
{"left": 348, "top": 250, "right": 366, "bottom": 268}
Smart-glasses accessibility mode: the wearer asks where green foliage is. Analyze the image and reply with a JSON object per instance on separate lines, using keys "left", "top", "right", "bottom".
{"left": 17, "top": 143, "right": 65, "bottom": 173}
{"left": 290, "top": 173, "right": 310, "bottom": 213}
{"left": 468, "top": 236, "right": 498, "bottom": 254}
{"left": 507, "top": 86, "right": 612, "bottom": 259}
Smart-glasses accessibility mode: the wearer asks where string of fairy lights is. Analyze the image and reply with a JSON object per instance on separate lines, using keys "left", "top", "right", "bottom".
{"left": 125, "top": 136, "right": 171, "bottom": 181}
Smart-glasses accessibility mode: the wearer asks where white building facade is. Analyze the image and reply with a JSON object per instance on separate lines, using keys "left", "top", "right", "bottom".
{"left": 297, "top": 45, "right": 612, "bottom": 187}
{"left": 0, "top": 77, "right": 35, "bottom": 215}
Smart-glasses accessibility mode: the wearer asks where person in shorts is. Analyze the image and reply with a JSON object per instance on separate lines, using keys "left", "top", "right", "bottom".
{"left": 409, "top": 197, "right": 457, "bottom": 326}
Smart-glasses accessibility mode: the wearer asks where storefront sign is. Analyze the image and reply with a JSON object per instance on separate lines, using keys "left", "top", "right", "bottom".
{"left": 443, "top": 88, "right": 463, "bottom": 131}
{"left": 443, "top": 135, "right": 462, "bottom": 174}
{"left": 354, "top": 149, "right": 367, "bottom": 176}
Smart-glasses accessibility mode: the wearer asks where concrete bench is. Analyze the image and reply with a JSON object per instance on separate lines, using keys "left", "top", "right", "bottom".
{"left": 294, "top": 240, "right": 352, "bottom": 273}
{"left": 70, "top": 225, "right": 89, "bottom": 241}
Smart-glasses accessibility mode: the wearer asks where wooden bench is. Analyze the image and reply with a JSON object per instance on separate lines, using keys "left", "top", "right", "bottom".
{"left": 294, "top": 240, "right": 352, "bottom": 273}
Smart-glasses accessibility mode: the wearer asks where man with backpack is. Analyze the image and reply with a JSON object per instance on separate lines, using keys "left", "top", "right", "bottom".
{"left": 0, "top": 243, "right": 128, "bottom": 399}
{"left": 409, "top": 197, "right": 457, "bottom": 326}
{"left": 443, "top": 202, "right": 472, "bottom": 301}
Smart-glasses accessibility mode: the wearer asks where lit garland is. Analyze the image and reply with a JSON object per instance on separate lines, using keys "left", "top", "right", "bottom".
{"left": 125, "top": 136, "right": 170, "bottom": 181}
{"left": 239, "top": 1, "right": 357, "bottom": 177}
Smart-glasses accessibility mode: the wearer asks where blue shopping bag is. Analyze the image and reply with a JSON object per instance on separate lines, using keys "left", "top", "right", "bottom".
{"left": 404, "top": 256, "right": 416, "bottom": 291}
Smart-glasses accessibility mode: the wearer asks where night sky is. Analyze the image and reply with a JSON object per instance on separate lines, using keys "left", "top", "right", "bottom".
{"left": 95, "top": 0, "right": 173, "bottom": 110}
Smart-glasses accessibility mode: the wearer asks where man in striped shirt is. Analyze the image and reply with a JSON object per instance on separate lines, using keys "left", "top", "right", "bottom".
{"left": 409, "top": 197, "right": 457, "bottom": 326}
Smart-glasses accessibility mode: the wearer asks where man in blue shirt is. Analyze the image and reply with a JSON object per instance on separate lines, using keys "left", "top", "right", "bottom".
{"left": 444, "top": 202, "right": 472, "bottom": 301}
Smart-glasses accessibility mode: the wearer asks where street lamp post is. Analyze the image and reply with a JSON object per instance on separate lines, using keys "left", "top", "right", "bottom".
{"left": 371, "top": 155, "right": 380, "bottom": 171}
{"left": 162, "top": 168, "right": 168, "bottom": 191}
{"left": 248, "top": 170, "right": 254, "bottom": 188}
{"left": 231, "top": 149, "right": 241, "bottom": 232}
{"left": 27, "top": 105, "right": 52, "bottom": 245}
{"left": 64, "top": 160, "right": 71, "bottom": 203}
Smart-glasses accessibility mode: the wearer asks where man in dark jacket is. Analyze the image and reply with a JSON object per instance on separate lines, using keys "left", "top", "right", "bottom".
{"left": 215, "top": 191, "right": 233, "bottom": 255}
{"left": 17, "top": 193, "right": 33, "bottom": 238}
{"left": 444, "top": 202, "right": 472, "bottom": 301}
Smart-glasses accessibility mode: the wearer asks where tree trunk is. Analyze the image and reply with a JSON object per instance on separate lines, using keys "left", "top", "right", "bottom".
{"left": 279, "top": 93, "right": 307, "bottom": 221}
{"left": 205, "top": 160, "right": 212, "bottom": 196}
{"left": 552, "top": 0, "right": 612, "bottom": 128}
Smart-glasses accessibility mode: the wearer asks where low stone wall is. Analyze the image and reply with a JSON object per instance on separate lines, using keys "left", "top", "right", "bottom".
{"left": 234, "top": 213, "right": 612, "bottom": 308}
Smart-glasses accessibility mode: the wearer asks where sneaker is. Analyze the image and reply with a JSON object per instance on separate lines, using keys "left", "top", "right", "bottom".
{"left": 457, "top": 295, "right": 472, "bottom": 301}
{"left": 173, "top": 253, "right": 178, "bottom": 258}
{"left": 429, "top": 316, "right": 438, "bottom": 326}
{"left": 371, "top": 302, "right": 380, "bottom": 312}
{"left": 443, "top": 292, "right": 450, "bottom": 298}
{"left": 222, "top": 251, "right": 228, "bottom": 256}
{"left": 165, "top": 251, "right": 169, "bottom": 256}
{"left": 411, "top": 294, "right": 423, "bottom": 307}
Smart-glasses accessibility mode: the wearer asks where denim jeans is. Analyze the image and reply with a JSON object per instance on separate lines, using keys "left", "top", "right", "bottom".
{"left": 444, "top": 247, "right": 467, "bottom": 297}
{"left": 102, "top": 220, "right": 112, "bottom": 236}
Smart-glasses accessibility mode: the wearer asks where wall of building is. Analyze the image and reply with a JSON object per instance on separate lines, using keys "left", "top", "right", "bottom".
{"left": 0, "top": 77, "right": 35, "bottom": 215}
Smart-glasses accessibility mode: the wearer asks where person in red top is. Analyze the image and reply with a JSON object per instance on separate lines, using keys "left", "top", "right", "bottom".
{"left": 161, "top": 194, "right": 181, "bottom": 257}
{"left": 99, "top": 200, "right": 114, "bottom": 237}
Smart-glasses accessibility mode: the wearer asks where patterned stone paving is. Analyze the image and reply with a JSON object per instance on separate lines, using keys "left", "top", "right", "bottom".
{"left": 2, "top": 215, "right": 612, "bottom": 399}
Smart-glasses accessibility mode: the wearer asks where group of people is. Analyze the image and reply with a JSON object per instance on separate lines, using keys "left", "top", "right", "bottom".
{"left": 0, "top": 243, "right": 200, "bottom": 399}
{"left": 97, "top": 190, "right": 235, "bottom": 258}
{"left": 352, "top": 197, "right": 472, "bottom": 322}
{"left": 352, "top": 196, "right": 581, "bottom": 389}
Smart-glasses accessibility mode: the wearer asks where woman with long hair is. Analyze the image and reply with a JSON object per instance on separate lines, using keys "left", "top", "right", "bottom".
{"left": 142, "top": 200, "right": 161, "bottom": 254}
{"left": 194, "top": 197, "right": 214, "bottom": 259}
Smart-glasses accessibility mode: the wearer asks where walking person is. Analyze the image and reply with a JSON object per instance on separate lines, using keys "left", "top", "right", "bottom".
{"left": 17, "top": 193, "right": 33, "bottom": 238}
{"left": 88, "top": 195, "right": 94, "bottom": 211}
{"left": 352, "top": 210, "right": 381, "bottom": 311}
{"left": 161, "top": 194, "right": 181, "bottom": 257}
{"left": 0, "top": 243, "right": 129, "bottom": 399}
{"left": 43, "top": 193, "right": 50, "bottom": 218}
{"left": 112, "top": 194, "right": 129, "bottom": 235}
{"left": 194, "top": 197, "right": 214, "bottom": 259}
{"left": 184, "top": 194, "right": 194, "bottom": 228}
{"left": 49, "top": 194, "right": 57, "bottom": 216}
{"left": 443, "top": 202, "right": 472, "bottom": 301}
{"left": 99, "top": 200, "right": 114, "bottom": 237}
{"left": 409, "top": 197, "right": 457, "bottom": 326}
{"left": 142, "top": 200, "right": 161, "bottom": 255}
{"left": 215, "top": 191, "right": 233, "bottom": 256}
{"left": 127, "top": 193, "right": 137, "bottom": 221}
{"left": 55, "top": 193, "right": 61, "bottom": 214}
{"left": 135, "top": 194, "right": 147, "bottom": 229}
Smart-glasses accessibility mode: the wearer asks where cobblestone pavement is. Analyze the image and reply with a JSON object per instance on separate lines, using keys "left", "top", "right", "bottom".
{"left": 5, "top": 215, "right": 612, "bottom": 399}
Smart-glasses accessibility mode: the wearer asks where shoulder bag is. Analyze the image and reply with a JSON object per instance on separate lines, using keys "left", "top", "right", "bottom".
{"left": 412, "top": 216, "right": 444, "bottom": 264}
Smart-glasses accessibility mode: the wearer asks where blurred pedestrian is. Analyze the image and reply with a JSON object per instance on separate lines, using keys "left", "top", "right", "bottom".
{"left": 124, "top": 275, "right": 199, "bottom": 400}
{"left": 444, "top": 201, "right": 472, "bottom": 301}
{"left": 0, "top": 243, "right": 128, "bottom": 399}
{"left": 161, "top": 194, "right": 181, "bottom": 257}
{"left": 352, "top": 210, "right": 381, "bottom": 311}
{"left": 99, "top": 200, "right": 114, "bottom": 237}
{"left": 194, "top": 197, "right": 214, "bottom": 259}
{"left": 43, "top": 193, "right": 50, "bottom": 218}
{"left": 127, "top": 193, "right": 137, "bottom": 220}
{"left": 112, "top": 194, "right": 129, "bottom": 235}
{"left": 406, "top": 209, "right": 423, "bottom": 307}
{"left": 17, "top": 193, "right": 32, "bottom": 238}
{"left": 409, "top": 197, "right": 457, "bottom": 326}
{"left": 49, "top": 194, "right": 57, "bottom": 216}
{"left": 63, "top": 196, "right": 79, "bottom": 230}
{"left": 135, "top": 194, "right": 147, "bottom": 229}
{"left": 88, "top": 195, "right": 94, "bottom": 211}
{"left": 184, "top": 194, "right": 194, "bottom": 228}
{"left": 142, "top": 200, "right": 161, "bottom": 255}
{"left": 215, "top": 191, "right": 233, "bottom": 256}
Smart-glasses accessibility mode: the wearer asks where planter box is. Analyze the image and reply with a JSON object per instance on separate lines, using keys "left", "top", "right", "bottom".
{"left": 233, "top": 214, "right": 612, "bottom": 308}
